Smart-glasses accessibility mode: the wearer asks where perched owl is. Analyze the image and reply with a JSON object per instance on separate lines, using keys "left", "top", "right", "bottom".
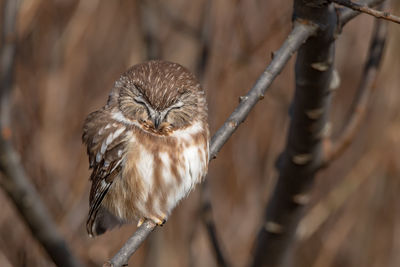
{"left": 83, "top": 60, "right": 209, "bottom": 236}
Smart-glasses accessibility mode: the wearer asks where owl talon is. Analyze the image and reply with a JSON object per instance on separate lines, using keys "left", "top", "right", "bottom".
{"left": 149, "top": 215, "right": 167, "bottom": 226}
{"left": 137, "top": 218, "right": 145, "bottom": 227}
{"left": 157, "top": 219, "right": 167, "bottom": 227}
{"left": 159, "top": 213, "right": 167, "bottom": 226}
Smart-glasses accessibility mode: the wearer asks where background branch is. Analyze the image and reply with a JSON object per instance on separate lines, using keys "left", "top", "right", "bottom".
{"left": 338, "top": 0, "right": 387, "bottom": 25}
{"left": 201, "top": 180, "right": 230, "bottom": 267}
{"left": 138, "top": 0, "right": 162, "bottom": 60}
{"left": 195, "top": 1, "right": 231, "bottom": 265}
{"left": 150, "top": 0, "right": 201, "bottom": 39}
{"left": 297, "top": 148, "right": 379, "bottom": 241}
{"left": 333, "top": 0, "right": 400, "bottom": 24}
{"left": 322, "top": 15, "right": 388, "bottom": 165}
{"left": 251, "top": 1, "right": 337, "bottom": 266}
{"left": 0, "top": 1, "right": 83, "bottom": 267}
{"left": 0, "top": 0, "right": 396, "bottom": 265}
{"left": 106, "top": 21, "right": 318, "bottom": 267}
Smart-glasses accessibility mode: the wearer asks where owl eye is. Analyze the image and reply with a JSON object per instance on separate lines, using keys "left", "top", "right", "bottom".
{"left": 133, "top": 96, "right": 147, "bottom": 105}
{"left": 160, "top": 101, "right": 184, "bottom": 124}
{"left": 133, "top": 95, "right": 153, "bottom": 112}
{"left": 169, "top": 101, "right": 184, "bottom": 110}
{"left": 163, "top": 101, "right": 183, "bottom": 116}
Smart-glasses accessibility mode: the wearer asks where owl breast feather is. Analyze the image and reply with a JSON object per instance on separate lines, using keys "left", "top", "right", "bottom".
{"left": 103, "top": 120, "right": 209, "bottom": 224}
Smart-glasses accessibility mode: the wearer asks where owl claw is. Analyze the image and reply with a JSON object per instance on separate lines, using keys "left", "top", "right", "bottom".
{"left": 148, "top": 214, "right": 167, "bottom": 226}
{"left": 137, "top": 218, "right": 145, "bottom": 227}
{"left": 159, "top": 213, "right": 167, "bottom": 226}
{"left": 154, "top": 218, "right": 164, "bottom": 226}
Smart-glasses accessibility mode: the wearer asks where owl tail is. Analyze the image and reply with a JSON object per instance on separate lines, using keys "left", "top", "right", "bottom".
{"left": 87, "top": 207, "right": 123, "bottom": 237}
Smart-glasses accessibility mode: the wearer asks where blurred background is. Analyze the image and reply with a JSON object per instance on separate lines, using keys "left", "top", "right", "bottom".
{"left": 1, "top": 0, "right": 400, "bottom": 266}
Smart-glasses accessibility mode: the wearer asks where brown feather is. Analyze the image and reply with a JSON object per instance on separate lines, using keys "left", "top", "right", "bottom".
{"left": 83, "top": 60, "right": 209, "bottom": 236}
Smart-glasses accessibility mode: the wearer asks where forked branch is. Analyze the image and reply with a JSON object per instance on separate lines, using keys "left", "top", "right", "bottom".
{"left": 106, "top": 21, "right": 318, "bottom": 267}
{"left": 251, "top": 1, "right": 390, "bottom": 266}
{"left": 339, "top": 0, "right": 385, "bottom": 26}
{"left": 333, "top": 0, "right": 400, "bottom": 24}
{"left": 299, "top": 13, "right": 388, "bottom": 241}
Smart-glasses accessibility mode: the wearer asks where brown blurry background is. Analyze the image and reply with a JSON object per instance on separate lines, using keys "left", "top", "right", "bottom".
{"left": 1, "top": 0, "right": 400, "bottom": 266}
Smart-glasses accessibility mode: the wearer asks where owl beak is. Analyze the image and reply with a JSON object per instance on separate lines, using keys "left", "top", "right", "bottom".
{"left": 153, "top": 114, "right": 162, "bottom": 130}
{"left": 152, "top": 112, "right": 164, "bottom": 130}
{"left": 151, "top": 109, "right": 168, "bottom": 130}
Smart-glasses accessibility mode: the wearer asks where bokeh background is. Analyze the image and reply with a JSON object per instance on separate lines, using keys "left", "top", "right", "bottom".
{"left": 1, "top": 0, "right": 400, "bottom": 266}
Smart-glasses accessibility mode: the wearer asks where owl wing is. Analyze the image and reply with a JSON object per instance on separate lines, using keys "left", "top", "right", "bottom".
{"left": 82, "top": 109, "right": 129, "bottom": 236}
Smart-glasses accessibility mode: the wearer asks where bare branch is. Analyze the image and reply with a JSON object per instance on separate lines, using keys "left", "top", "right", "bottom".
{"left": 195, "top": 2, "right": 231, "bottom": 265}
{"left": 322, "top": 17, "right": 387, "bottom": 165}
{"left": 209, "top": 22, "right": 317, "bottom": 160}
{"left": 337, "top": 0, "right": 390, "bottom": 25}
{"left": 106, "top": 21, "right": 318, "bottom": 267}
{"left": 251, "top": 1, "right": 337, "bottom": 266}
{"left": 0, "top": 0, "right": 18, "bottom": 123}
{"left": 0, "top": 1, "right": 83, "bottom": 267}
{"left": 334, "top": 0, "right": 400, "bottom": 23}
{"left": 195, "top": 0, "right": 212, "bottom": 81}
{"left": 0, "top": 144, "right": 84, "bottom": 267}
{"left": 106, "top": 220, "right": 156, "bottom": 267}
{"left": 297, "top": 149, "right": 379, "bottom": 241}
{"left": 201, "top": 180, "right": 230, "bottom": 267}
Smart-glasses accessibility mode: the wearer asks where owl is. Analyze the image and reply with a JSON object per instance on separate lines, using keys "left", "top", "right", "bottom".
{"left": 82, "top": 60, "right": 209, "bottom": 236}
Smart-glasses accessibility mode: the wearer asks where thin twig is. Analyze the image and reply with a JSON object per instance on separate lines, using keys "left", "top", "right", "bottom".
{"left": 322, "top": 16, "right": 387, "bottom": 165}
{"left": 338, "top": 0, "right": 385, "bottom": 26}
{"left": 334, "top": 0, "right": 400, "bottom": 24}
{"left": 106, "top": 21, "right": 318, "bottom": 267}
{"left": 0, "top": 1, "right": 83, "bottom": 267}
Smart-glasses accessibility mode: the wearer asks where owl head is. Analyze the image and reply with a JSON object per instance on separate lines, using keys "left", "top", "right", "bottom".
{"left": 106, "top": 60, "right": 206, "bottom": 134}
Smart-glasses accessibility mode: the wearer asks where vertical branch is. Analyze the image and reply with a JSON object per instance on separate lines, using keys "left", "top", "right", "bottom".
{"left": 251, "top": 1, "right": 337, "bottom": 266}
{"left": 300, "top": 6, "right": 389, "bottom": 236}
{"left": 195, "top": 0, "right": 212, "bottom": 81}
{"left": 322, "top": 15, "right": 388, "bottom": 165}
{"left": 0, "top": 1, "right": 83, "bottom": 267}
{"left": 0, "top": 0, "right": 18, "bottom": 122}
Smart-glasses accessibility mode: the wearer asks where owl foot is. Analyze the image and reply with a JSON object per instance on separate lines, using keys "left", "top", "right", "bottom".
{"left": 149, "top": 214, "right": 167, "bottom": 226}
{"left": 137, "top": 218, "right": 145, "bottom": 227}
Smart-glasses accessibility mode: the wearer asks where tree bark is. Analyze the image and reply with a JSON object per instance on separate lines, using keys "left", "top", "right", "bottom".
{"left": 251, "top": 1, "right": 337, "bottom": 266}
